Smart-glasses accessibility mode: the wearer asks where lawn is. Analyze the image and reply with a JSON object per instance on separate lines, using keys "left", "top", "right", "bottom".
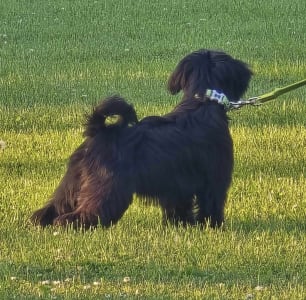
{"left": 0, "top": 0, "right": 305, "bottom": 299}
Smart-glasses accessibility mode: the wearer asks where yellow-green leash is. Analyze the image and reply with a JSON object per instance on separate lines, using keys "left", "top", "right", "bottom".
{"left": 229, "top": 78, "right": 306, "bottom": 110}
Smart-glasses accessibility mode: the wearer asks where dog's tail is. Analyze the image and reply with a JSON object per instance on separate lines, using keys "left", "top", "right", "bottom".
{"left": 84, "top": 95, "right": 138, "bottom": 137}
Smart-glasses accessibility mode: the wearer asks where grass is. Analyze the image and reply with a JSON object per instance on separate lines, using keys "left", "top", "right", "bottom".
{"left": 0, "top": 0, "right": 305, "bottom": 299}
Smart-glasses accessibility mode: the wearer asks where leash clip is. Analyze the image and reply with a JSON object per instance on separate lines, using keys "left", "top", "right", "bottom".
{"left": 229, "top": 97, "right": 261, "bottom": 110}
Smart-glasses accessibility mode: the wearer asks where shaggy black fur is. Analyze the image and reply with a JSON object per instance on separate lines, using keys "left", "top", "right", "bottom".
{"left": 31, "top": 49, "right": 252, "bottom": 229}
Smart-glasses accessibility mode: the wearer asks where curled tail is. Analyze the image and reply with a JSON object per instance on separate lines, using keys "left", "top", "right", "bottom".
{"left": 84, "top": 95, "right": 138, "bottom": 137}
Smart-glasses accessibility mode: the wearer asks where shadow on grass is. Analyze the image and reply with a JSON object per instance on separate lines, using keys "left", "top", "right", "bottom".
{"left": 1, "top": 257, "right": 302, "bottom": 297}
{"left": 229, "top": 217, "right": 306, "bottom": 234}
{"left": 0, "top": 260, "right": 254, "bottom": 289}
{"left": 0, "top": 260, "right": 117, "bottom": 283}
{"left": 234, "top": 160, "right": 305, "bottom": 180}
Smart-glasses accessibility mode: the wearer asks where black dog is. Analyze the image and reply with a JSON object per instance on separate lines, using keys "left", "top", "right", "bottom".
{"left": 31, "top": 49, "right": 252, "bottom": 229}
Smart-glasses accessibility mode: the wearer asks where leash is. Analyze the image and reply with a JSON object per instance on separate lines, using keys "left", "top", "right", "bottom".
{"left": 229, "top": 78, "right": 306, "bottom": 110}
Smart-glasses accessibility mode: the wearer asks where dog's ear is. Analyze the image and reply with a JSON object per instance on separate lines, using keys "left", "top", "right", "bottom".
{"left": 167, "top": 59, "right": 192, "bottom": 95}
{"left": 168, "top": 50, "right": 211, "bottom": 95}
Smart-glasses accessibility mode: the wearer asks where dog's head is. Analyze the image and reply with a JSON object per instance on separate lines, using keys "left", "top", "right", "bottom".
{"left": 168, "top": 49, "right": 252, "bottom": 102}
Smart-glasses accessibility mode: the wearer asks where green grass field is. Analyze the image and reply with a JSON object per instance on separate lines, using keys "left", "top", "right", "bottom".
{"left": 0, "top": 0, "right": 305, "bottom": 299}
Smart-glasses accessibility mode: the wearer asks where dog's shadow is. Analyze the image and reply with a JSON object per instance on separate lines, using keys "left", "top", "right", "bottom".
{"left": 228, "top": 217, "right": 306, "bottom": 234}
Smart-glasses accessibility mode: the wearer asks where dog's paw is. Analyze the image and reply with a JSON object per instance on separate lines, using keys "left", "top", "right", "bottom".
{"left": 53, "top": 212, "right": 98, "bottom": 230}
{"left": 53, "top": 213, "right": 78, "bottom": 227}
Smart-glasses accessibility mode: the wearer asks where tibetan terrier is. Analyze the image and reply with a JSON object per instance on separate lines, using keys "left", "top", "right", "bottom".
{"left": 31, "top": 49, "right": 252, "bottom": 229}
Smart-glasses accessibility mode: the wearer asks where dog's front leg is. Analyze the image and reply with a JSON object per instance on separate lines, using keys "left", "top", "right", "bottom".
{"left": 196, "top": 189, "right": 226, "bottom": 228}
{"left": 159, "top": 196, "right": 195, "bottom": 226}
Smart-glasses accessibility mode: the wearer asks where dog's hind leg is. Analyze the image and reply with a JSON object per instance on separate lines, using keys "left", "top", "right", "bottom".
{"left": 53, "top": 177, "right": 134, "bottom": 229}
{"left": 53, "top": 211, "right": 99, "bottom": 229}
{"left": 31, "top": 203, "right": 58, "bottom": 227}
{"left": 97, "top": 192, "right": 134, "bottom": 227}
